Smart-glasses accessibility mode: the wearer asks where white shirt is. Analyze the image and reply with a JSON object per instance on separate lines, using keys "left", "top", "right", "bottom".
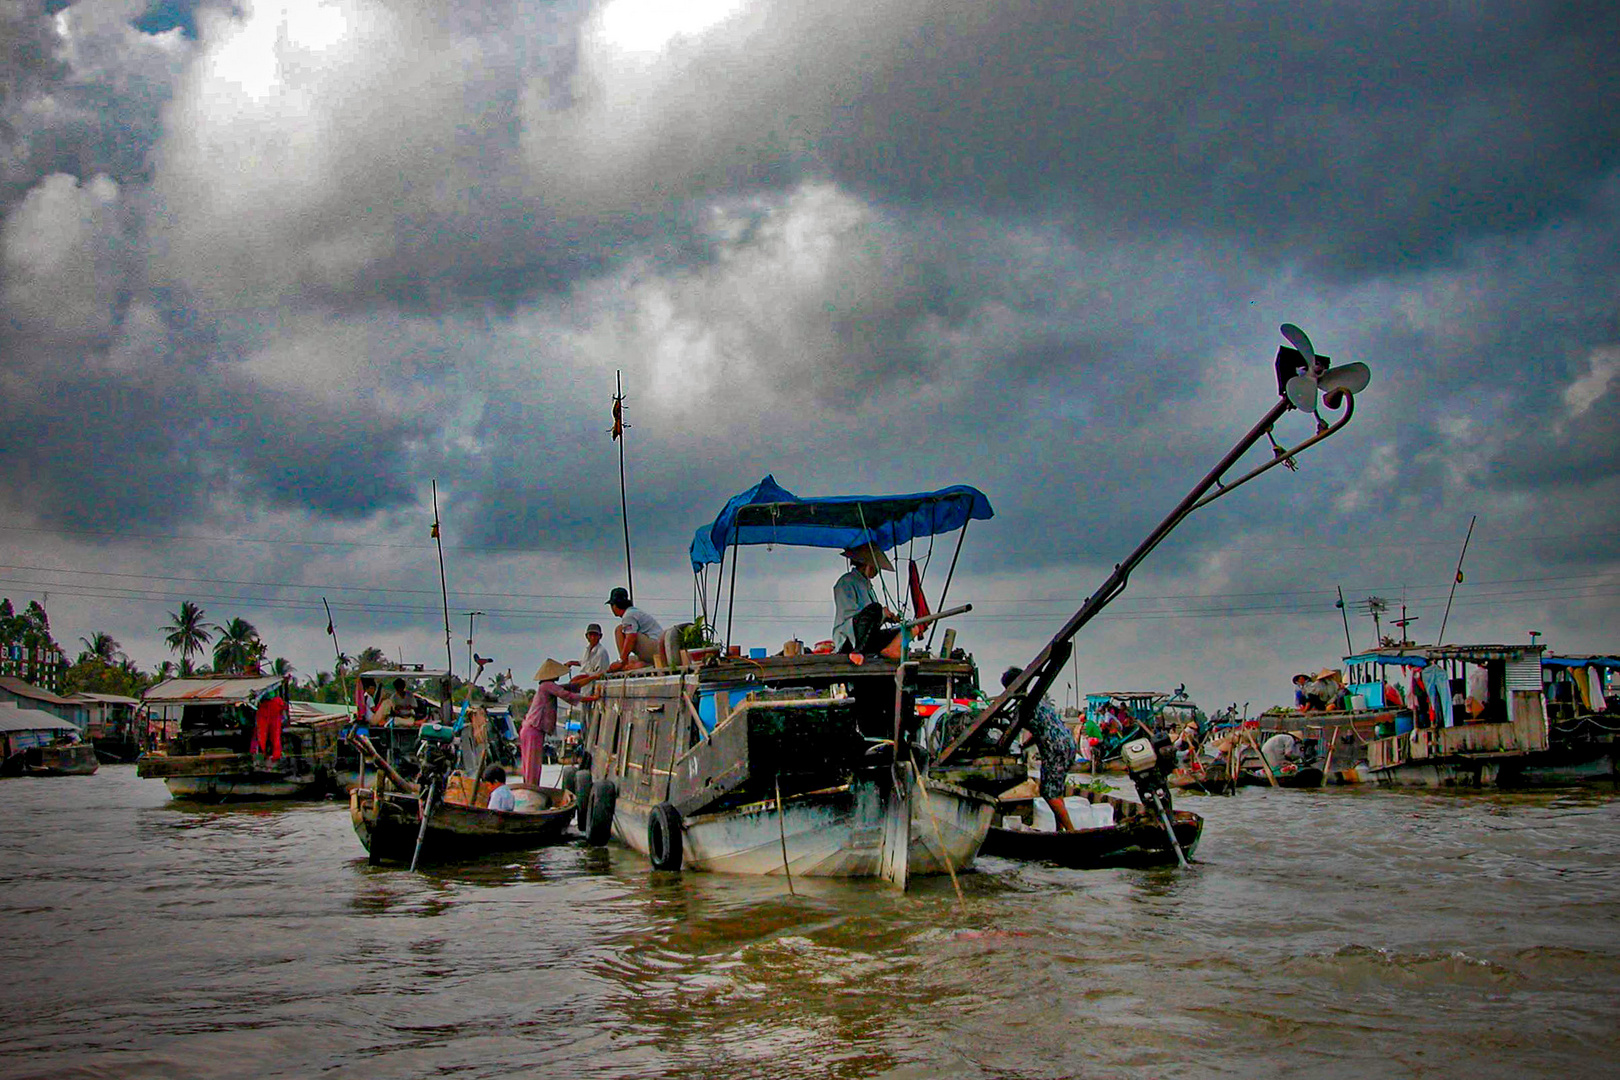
{"left": 832, "top": 569, "right": 878, "bottom": 651}
{"left": 578, "top": 641, "right": 612, "bottom": 677}
{"left": 486, "top": 784, "right": 516, "bottom": 812}
{"left": 618, "top": 606, "right": 663, "bottom": 640}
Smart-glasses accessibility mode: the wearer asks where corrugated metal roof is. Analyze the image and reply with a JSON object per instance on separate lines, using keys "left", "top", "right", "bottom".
{"left": 71, "top": 692, "right": 141, "bottom": 704}
{"left": 142, "top": 675, "right": 283, "bottom": 703}
{"left": 0, "top": 677, "right": 76, "bottom": 706}
{"left": 0, "top": 703, "right": 81, "bottom": 734}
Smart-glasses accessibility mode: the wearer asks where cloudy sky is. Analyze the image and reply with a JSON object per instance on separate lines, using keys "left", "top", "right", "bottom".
{"left": 3, "top": 0, "right": 1617, "bottom": 710}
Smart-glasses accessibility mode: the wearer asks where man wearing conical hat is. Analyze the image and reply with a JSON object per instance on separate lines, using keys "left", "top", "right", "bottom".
{"left": 832, "top": 542, "right": 903, "bottom": 660}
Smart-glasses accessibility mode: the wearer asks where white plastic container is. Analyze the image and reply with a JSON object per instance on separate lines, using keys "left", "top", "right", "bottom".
{"left": 1031, "top": 797, "right": 1114, "bottom": 831}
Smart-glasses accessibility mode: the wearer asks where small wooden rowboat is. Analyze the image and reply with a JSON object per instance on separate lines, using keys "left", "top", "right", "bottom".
{"left": 1236, "top": 765, "right": 1324, "bottom": 788}
{"left": 1168, "top": 759, "right": 1234, "bottom": 795}
{"left": 350, "top": 774, "right": 575, "bottom": 865}
{"left": 980, "top": 792, "right": 1204, "bottom": 870}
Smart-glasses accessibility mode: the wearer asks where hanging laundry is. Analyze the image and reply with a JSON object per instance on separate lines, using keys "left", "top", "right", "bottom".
{"left": 1590, "top": 666, "right": 1610, "bottom": 712}
{"left": 1423, "top": 665, "right": 1453, "bottom": 728}
{"left": 1571, "top": 667, "right": 1592, "bottom": 711}
{"left": 1466, "top": 663, "right": 1490, "bottom": 719}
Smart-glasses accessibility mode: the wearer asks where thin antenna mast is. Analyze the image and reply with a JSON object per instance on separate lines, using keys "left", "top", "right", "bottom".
{"left": 1437, "top": 515, "right": 1476, "bottom": 645}
{"left": 1336, "top": 585, "right": 1353, "bottom": 653}
{"left": 431, "top": 480, "right": 453, "bottom": 680}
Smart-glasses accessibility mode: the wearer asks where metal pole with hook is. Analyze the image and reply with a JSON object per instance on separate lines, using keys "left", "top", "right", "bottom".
{"left": 938, "top": 330, "right": 1369, "bottom": 766}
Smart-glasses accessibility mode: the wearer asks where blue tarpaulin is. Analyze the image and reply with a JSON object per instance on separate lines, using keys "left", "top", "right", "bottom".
{"left": 688, "top": 474, "right": 994, "bottom": 572}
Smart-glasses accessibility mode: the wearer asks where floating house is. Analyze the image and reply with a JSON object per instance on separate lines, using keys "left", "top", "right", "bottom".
{"left": 1339, "top": 644, "right": 1548, "bottom": 786}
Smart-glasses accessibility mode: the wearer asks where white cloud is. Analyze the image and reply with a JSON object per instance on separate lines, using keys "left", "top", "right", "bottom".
{"left": 1, "top": 171, "right": 123, "bottom": 346}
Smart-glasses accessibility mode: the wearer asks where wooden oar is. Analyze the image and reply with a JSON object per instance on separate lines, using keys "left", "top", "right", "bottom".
{"left": 1319, "top": 725, "right": 1340, "bottom": 787}
{"left": 1246, "top": 729, "right": 1281, "bottom": 788}
{"left": 350, "top": 734, "right": 417, "bottom": 793}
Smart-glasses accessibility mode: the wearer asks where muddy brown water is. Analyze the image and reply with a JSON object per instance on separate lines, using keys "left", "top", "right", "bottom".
{"left": 2, "top": 766, "right": 1617, "bottom": 1079}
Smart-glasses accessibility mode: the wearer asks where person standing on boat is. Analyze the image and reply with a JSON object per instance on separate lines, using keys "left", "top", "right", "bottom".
{"left": 251, "top": 685, "right": 285, "bottom": 764}
{"left": 566, "top": 623, "right": 612, "bottom": 686}
{"left": 1002, "top": 666, "right": 1079, "bottom": 832}
{"left": 521, "top": 660, "right": 599, "bottom": 786}
{"left": 606, "top": 587, "right": 664, "bottom": 670}
{"left": 832, "top": 542, "right": 904, "bottom": 660}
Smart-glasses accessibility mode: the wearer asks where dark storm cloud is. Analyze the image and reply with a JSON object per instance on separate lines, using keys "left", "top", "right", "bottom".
{"left": 819, "top": 0, "right": 1620, "bottom": 277}
{"left": 1, "top": 0, "right": 1616, "bottom": 701}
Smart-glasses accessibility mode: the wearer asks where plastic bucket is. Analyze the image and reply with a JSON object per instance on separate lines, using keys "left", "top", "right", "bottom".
{"left": 1394, "top": 713, "right": 1416, "bottom": 735}
{"left": 1348, "top": 693, "right": 1367, "bottom": 711}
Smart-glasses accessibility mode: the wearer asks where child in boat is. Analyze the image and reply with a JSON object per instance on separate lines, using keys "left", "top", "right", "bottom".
{"left": 483, "top": 764, "right": 516, "bottom": 812}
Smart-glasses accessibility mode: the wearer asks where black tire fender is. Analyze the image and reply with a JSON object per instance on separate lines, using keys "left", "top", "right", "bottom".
{"left": 647, "top": 801, "right": 683, "bottom": 871}
{"left": 571, "top": 768, "right": 594, "bottom": 831}
{"left": 586, "top": 779, "right": 617, "bottom": 846}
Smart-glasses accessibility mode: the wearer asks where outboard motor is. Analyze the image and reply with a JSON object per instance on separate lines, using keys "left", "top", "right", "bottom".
{"left": 1121, "top": 730, "right": 1190, "bottom": 867}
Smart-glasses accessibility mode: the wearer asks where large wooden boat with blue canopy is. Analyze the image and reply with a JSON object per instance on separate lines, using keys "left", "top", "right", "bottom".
{"left": 571, "top": 326, "right": 1373, "bottom": 882}
{"left": 569, "top": 476, "right": 1021, "bottom": 886}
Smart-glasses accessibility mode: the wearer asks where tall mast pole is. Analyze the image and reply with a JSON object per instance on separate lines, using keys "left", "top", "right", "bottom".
{"left": 432, "top": 480, "right": 453, "bottom": 680}
{"left": 613, "top": 371, "right": 635, "bottom": 603}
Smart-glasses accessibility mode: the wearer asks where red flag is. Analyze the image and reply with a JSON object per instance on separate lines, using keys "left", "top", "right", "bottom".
{"left": 908, "top": 562, "right": 931, "bottom": 620}
{"left": 610, "top": 395, "right": 624, "bottom": 440}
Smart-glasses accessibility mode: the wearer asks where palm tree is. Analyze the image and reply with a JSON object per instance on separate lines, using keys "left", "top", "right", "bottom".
{"left": 271, "top": 656, "right": 294, "bottom": 678}
{"left": 79, "top": 631, "right": 122, "bottom": 664}
{"left": 354, "top": 646, "right": 389, "bottom": 674}
{"left": 211, "top": 617, "right": 262, "bottom": 674}
{"left": 162, "top": 602, "right": 211, "bottom": 676}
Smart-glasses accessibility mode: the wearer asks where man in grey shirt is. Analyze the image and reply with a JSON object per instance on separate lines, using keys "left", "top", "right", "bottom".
{"left": 606, "top": 587, "right": 664, "bottom": 670}
{"left": 567, "top": 622, "right": 612, "bottom": 686}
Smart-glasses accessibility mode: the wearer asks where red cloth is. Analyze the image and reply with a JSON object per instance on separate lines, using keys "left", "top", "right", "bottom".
{"left": 908, "top": 562, "right": 931, "bottom": 620}
{"left": 252, "top": 697, "right": 285, "bottom": 760}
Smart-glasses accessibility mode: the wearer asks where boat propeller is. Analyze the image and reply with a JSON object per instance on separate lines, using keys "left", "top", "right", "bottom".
{"left": 1278, "top": 323, "right": 1371, "bottom": 414}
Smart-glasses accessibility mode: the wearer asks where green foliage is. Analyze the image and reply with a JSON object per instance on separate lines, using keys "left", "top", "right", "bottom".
{"left": 678, "top": 618, "right": 716, "bottom": 649}
{"left": 62, "top": 656, "right": 150, "bottom": 697}
{"left": 162, "top": 601, "right": 211, "bottom": 672}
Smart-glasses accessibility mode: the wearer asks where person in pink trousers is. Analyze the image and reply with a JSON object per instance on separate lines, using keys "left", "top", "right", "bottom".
{"left": 521, "top": 659, "right": 599, "bottom": 786}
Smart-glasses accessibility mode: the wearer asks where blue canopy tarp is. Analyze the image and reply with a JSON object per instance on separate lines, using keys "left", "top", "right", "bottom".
{"left": 689, "top": 474, "right": 994, "bottom": 572}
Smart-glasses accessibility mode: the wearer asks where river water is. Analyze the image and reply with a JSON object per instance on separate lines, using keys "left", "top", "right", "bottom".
{"left": 2, "top": 766, "right": 1617, "bottom": 1079}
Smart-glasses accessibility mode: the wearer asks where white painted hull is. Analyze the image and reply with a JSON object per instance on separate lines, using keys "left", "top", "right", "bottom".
{"left": 612, "top": 776, "right": 996, "bottom": 878}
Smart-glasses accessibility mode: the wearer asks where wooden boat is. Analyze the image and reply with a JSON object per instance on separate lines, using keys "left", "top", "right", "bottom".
{"left": 136, "top": 676, "right": 344, "bottom": 800}
{"left": 982, "top": 792, "right": 1204, "bottom": 869}
{"left": 1237, "top": 764, "right": 1324, "bottom": 788}
{"left": 1, "top": 704, "right": 98, "bottom": 776}
{"left": 571, "top": 478, "right": 1016, "bottom": 887}
{"left": 350, "top": 774, "right": 575, "bottom": 865}
{"left": 2, "top": 741, "right": 99, "bottom": 776}
{"left": 1168, "top": 759, "right": 1233, "bottom": 794}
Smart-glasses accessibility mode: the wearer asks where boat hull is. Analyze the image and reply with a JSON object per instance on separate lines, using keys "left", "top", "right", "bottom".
{"left": 1237, "top": 766, "right": 1324, "bottom": 788}
{"left": 350, "top": 782, "right": 575, "bottom": 865}
{"left": 611, "top": 774, "right": 997, "bottom": 878}
{"left": 982, "top": 796, "right": 1204, "bottom": 869}
{"left": 3, "top": 743, "right": 100, "bottom": 777}
{"left": 138, "top": 751, "right": 333, "bottom": 801}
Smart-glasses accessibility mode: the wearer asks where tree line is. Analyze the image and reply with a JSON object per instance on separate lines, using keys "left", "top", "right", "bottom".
{"left": 5, "top": 597, "right": 512, "bottom": 704}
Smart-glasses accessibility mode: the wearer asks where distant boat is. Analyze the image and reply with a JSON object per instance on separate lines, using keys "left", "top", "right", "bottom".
{"left": 0, "top": 703, "right": 97, "bottom": 776}
{"left": 136, "top": 676, "right": 343, "bottom": 800}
